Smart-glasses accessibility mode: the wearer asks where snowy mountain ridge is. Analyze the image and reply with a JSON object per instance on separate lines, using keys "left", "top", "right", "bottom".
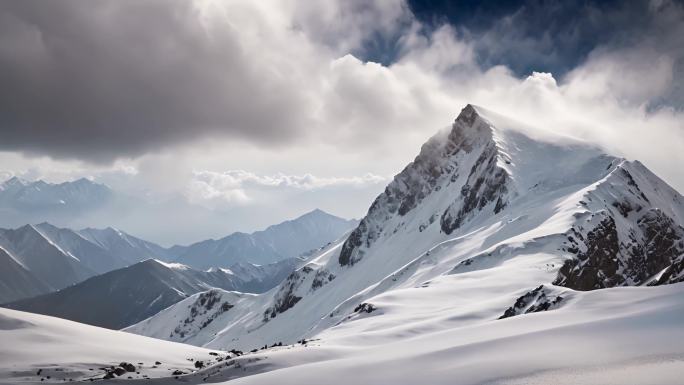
{"left": 6, "top": 258, "right": 298, "bottom": 329}
{"left": 0, "top": 177, "right": 112, "bottom": 209}
{"left": 128, "top": 104, "right": 684, "bottom": 354}
{"left": 0, "top": 222, "right": 175, "bottom": 303}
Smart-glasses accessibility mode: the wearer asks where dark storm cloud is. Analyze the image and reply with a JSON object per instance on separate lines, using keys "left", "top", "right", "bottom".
{"left": 0, "top": 0, "right": 308, "bottom": 162}
{"left": 408, "top": 0, "right": 684, "bottom": 82}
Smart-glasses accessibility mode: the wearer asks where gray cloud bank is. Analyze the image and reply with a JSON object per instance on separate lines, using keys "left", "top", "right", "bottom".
{"left": 0, "top": 0, "right": 314, "bottom": 161}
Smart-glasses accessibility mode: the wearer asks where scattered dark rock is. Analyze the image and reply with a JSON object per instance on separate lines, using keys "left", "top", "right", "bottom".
{"left": 353, "top": 303, "right": 377, "bottom": 314}
{"left": 499, "top": 285, "right": 564, "bottom": 319}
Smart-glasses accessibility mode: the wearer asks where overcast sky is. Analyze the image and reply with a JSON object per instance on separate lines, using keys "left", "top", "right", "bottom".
{"left": 1, "top": 0, "right": 683, "bottom": 243}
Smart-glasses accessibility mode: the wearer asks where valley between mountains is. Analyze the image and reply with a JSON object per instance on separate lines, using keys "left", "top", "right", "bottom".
{"left": 2, "top": 105, "right": 684, "bottom": 384}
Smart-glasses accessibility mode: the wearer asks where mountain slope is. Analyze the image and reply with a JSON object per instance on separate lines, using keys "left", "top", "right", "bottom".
{"left": 33, "top": 222, "right": 128, "bottom": 274}
{"left": 172, "top": 209, "right": 357, "bottom": 269}
{"left": 0, "top": 225, "right": 95, "bottom": 294}
{"left": 5, "top": 258, "right": 298, "bottom": 329}
{"left": 0, "top": 247, "right": 50, "bottom": 303}
{"left": 78, "top": 226, "right": 174, "bottom": 264}
{"left": 128, "top": 104, "right": 684, "bottom": 354}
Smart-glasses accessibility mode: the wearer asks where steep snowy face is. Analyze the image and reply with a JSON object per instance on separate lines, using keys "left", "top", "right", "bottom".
{"left": 340, "top": 105, "right": 510, "bottom": 266}
{"left": 0, "top": 247, "right": 50, "bottom": 303}
{"left": 0, "top": 225, "right": 93, "bottom": 292}
{"left": 78, "top": 227, "right": 174, "bottom": 264}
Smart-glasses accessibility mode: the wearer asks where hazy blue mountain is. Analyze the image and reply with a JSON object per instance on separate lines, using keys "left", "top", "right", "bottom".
{"left": 172, "top": 209, "right": 357, "bottom": 269}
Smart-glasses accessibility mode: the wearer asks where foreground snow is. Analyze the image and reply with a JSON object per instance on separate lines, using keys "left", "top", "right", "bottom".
{"left": 0, "top": 308, "right": 215, "bottom": 384}
{"left": 4, "top": 283, "right": 684, "bottom": 384}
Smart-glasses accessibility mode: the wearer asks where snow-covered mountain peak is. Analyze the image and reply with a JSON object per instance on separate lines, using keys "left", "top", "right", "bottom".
{"left": 0, "top": 176, "right": 28, "bottom": 190}
{"left": 152, "top": 258, "right": 192, "bottom": 270}
{"left": 129, "top": 104, "right": 684, "bottom": 353}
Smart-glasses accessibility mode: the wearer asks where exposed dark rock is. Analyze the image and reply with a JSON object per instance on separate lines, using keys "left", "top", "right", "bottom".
{"left": 311, "top": 269, "right": 335, "bottom": 291}
{"left": 499, "top": 285, "right": 564, "bottom": 319}
{"left": 555, "top": 208, "right": 684, "bottom": 290}
{"left": 339, "top": 220, "right": 368, "bottom": 266}
{"left": 611, "top": 199, "right": 634, "bottom": 217}
{"left": 263, "top": 269, "right": 307, "bottom": 321}
{"left": 353, "top": 303, "right": 376, "bottom": 313}
{"left": 554, "top": 216, "right": 621, "bottom": 290}
{"left": 170, "top": 290, "right": 234, "bottom": 339}
{"left": 441, "top": 143, "right": 508, "bottom": 234}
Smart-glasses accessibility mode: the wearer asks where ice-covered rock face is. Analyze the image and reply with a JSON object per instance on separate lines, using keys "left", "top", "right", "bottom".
{"left": 340, "top": 105, "right": 510, "bottom": 266}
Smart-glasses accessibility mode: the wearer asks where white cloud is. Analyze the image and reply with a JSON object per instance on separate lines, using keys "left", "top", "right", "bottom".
{"left": 187, "top": 170, "right": 386, "bottom": 207}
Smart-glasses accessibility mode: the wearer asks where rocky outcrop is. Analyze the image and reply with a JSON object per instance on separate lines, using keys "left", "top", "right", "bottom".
{"left": 499, "top": 285, "right": 564, "bottom": 319}
{"left": 440, "top": 141, "right": 508, "bottom": 234}
{"left": 554, "top": 165, "right": 684, "bottom": 291}
{"left": 169, "top": 290, "right": 235, "bottom": 339}
{"left": 554, "top": 215, "right": 622, "bottom": 290}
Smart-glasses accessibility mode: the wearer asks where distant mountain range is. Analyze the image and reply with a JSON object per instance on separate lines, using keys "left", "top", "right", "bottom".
{"left": 0, "top": 176, "right": 361, "bottom": 246}
{"left": 171, "top": 209, "right": 358, "bottom": 269}
{"left": 0, "top": 209, "right": 355, "bottom": 307}
{"left": 0, "top": 222, "right": 158, "bottom": 302}
{"left": 5, "top": 258, "right": 297, "bottom": 329}
{"left": 0, "top": 176, "right": 112, "bottom": 210}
